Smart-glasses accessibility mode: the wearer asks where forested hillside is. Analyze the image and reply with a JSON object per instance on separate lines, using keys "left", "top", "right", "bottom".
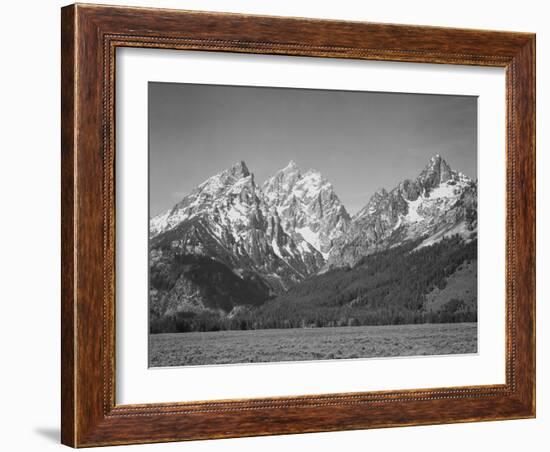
{"left": 151, "top": 236, "right": 477, "bottom": 333}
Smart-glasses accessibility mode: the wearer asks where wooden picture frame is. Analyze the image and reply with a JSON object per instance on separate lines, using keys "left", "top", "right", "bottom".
{"left": 61, "top": 3, "right": 535, "bottom": 447}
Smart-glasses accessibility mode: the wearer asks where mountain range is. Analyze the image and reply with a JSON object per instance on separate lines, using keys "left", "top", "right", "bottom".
{"left": 149, "top": 155, "right": 477, "bottom": 330}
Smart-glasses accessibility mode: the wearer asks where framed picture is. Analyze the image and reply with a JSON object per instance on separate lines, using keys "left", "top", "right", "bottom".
{"left": 61, "top": 3, "right": 535, "bottom": 447}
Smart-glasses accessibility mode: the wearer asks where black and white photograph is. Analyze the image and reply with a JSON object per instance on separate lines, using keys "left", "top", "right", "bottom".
{"left": 2, "top": 0, "right": 543, "bottom": 450}
{"left": 148, "top": 82, "right": 478, "bottom": 367}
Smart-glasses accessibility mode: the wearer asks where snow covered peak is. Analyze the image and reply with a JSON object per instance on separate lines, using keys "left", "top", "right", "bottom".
{"left": 354, "top": 155, "right": 473, "bottom": 221}
{"left": 418, "top": 154, "right": 454, "bottom": 187}
{"left": 427, "top": 154, "right": 446, "bottom": 169}
{"left": 262, "top": 162, "right": 302, "bottom": 204}
{"left": 417, "top": 154, "right": 473, "bottom": 188}
{"left": 295, "top": 169, "right": 329, "bottom": 192}
{"left": 328, "top": 154, "right": 477, "bottom": 268}
{"left": 262, "top": 164, "right": 350, "bottom": 256}
{"left": 190, "top": 163, "right": 252, "bottom": 201}
{"left": 262, "top": 163, "right": 328, "bottom": 199}
{"left": 228, "top": 160, "right": 250, "bottom": 178}
{"left": 284, "top": 160, "right": 299, "bottom": 171}
{"left": 354, "top": 188, "right": 391, "bottom": 219}
{"left": 150, "top": 160, "right": 326, "bottom": 292}
{"left": 150, "top": 160, "right": 258, "bottom": 237}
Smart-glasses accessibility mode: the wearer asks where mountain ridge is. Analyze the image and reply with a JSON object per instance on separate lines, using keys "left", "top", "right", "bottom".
{"left": 326, "top": 154, "right": 477, "bottom": 268}
{"left": 149, "top": 155, "right": 477, "bottom": 325}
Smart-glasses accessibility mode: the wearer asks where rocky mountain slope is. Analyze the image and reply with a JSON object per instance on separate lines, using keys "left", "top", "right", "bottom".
{"left": 149, "top": 161, "right": 336, "bottom": 319}
{"left": 326, "top": 155, "right": 477, "bottom": 268}
{"left": 262, "top": 161, "right": 351, "bottom": 257}
{"left": 149, "top": 155, "right": 477, "bottom": 326}
{"left": 217, "top": 236, "right": 477, "bottom": 331}
{"left": 150, "top": 161, "right": 320, "bottom": 290}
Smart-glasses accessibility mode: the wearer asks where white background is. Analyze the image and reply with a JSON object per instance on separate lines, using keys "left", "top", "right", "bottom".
{"left": 117, "top": 49, "right": 505, "bottom": 404}
{"left": 0, "top": 1, "right": 546, "bottom": 451}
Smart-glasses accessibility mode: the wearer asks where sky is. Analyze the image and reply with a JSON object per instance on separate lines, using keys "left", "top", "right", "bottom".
{"left": 149, "top": 82, "right": 477, "bottom": 216}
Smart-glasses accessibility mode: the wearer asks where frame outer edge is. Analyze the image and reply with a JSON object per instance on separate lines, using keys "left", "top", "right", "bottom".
{"left": 60, "top": 3, "right": 536, "bottom": 447}
{"left": 514, "top": 35, "right": 536, "bottom": 416}
{"left": 531, "top": 35, "right": 536, "bottom": 417}
{"left": 61, "top": 3, "right": 77, "bottom": 448}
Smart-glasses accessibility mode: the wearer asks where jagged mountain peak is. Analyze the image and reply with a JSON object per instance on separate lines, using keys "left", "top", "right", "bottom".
{"left": 327, "top": 153, "right": 477, "bottom": 268}
{"left": 284, "top": 160, "right": 299, "bottom": 171}
{"left": 206, "top": 160, "right": 252, "bottom": 186}
{"left": 151, "top": 154, "right": 474, "bottom": 273}
{"left": 355, "top": 154, "right": 464, "bottom": 219}
{"left": 194, "top": 160, "right": 255, "bottom": 197}
{"left": 261, "top": 163, "right": 350, "bottom": 256}
{"left": 150, "top": 160, "right": 258, "bottom": 238}
{"left": 417, "top": 154, "right": 459, "bottom": 191}
{"left": 266, "top": 161, "right": 307, "bottom": 185}
{"left": 267, "top": 162, "right": 330, "bottom": 192}
{"left": 150, "top": 155, "right": 477, "bottom": 324}
{"left": 228, "top": 160, "right": 250, "bottom": 178}
{"left": 302, "top": 167, "right": 324, "bottom": 178}
{"left": 150, "top": 159, "right": 326, "bottom": 302}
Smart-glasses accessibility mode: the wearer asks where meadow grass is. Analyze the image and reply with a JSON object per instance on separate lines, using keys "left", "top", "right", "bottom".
{"left": 149, "top": 322, "right": 477, "bottom": 367}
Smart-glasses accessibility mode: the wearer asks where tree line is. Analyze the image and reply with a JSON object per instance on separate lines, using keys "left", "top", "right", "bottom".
{"left": 150, "top": 235, "right": 477, "bottom": 334}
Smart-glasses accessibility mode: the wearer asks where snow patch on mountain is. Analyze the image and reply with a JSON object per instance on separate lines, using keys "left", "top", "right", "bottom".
{"left": 150, "top": 155, "right": 476, "bottom": 292}
{"left": 296, "top": 226, "right": 327, "bottom": 258}
{"left": 326, "top": 155, "right": 477, "bottom": 268}
{"left": 262, "top": 162, "right": 351, "bottom": 256}
{"left": 150, "top": 160, "right": 325, "bottom": 295}
{"left": 415, "top": 221, "right": 472, "bottom": 250}
{"left": 405, "top": 198, "right": 423, "bottom": 223}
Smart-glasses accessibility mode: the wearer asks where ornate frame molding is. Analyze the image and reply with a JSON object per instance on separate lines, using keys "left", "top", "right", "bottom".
{"left": 61, "top": 4, "right": 535, "bottom": 447}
